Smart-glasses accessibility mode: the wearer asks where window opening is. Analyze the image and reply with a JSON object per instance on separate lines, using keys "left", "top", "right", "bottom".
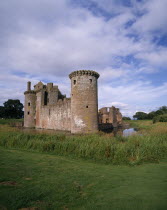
{"left": 27, "top": 111, "right": 30, "bottom": 115}
{"left": 89, "top": 79, "right": 92, "bottom": 83}
{"left": 44, "top": 91, "right": 48, "bottom": 105}
{"left": 28, "top": 102, "right": 30, "bottom": 106}
{"left": 106, "top": 119, "right": 109, "bottom": 123}
{"left": 86, "top": 106, "right": 88, "bottom": 108}
{"left": 73, "top": 80, "right": 76, "bottom": 85}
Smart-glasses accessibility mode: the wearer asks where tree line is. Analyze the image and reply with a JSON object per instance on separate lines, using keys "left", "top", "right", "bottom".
{"left": 133, "top": 106, "right": 167, "bottom": 122}
{"left": 0, "top": 99, "right": 23, "bottom": 119}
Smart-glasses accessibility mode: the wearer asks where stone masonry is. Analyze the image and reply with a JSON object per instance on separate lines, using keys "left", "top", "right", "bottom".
{"left": 24, "top": 70, "right": 122, "bottom": 133}
{"left": 98, "top": 107, "right": 122, "bottom": 131}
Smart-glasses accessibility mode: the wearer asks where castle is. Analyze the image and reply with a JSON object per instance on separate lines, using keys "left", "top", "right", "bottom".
{"left": 24, "top": 70, "right": 122, "bottom": 133}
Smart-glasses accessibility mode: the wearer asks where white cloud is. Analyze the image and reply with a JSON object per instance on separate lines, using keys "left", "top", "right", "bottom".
{"left": 132, "top": 0, "right": 167, "bottom": 34}
{"left": 0, "top": 0, "right": 167, "bottom": 117}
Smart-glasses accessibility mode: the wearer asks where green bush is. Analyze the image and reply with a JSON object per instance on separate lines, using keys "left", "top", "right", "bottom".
{"left": 153, "top": 114, "right": 167, "bottom": 123}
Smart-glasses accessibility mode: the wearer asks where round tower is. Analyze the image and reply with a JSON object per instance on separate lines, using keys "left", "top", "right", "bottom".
{"left": 69, "top": 70, "right": 100, "bottom": 133}
{"left": 24, "top": 81, "right": 36, "bottom": 128}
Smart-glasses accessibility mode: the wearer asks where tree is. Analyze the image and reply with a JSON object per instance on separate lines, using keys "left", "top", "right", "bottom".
{"left": 147, "top": 111, "right": 156, "bottom": 119}
{"left": 133, "top": 112, "right": 148, "bottom": 120}
{"left": 133, "top": 106, "right": 167, "bottom": 121}
{"left": 0, "top": 106, "right": 5, "bottom": 118}
{"left": 159, "top": 106, "right": 167, "bottom": 113}
{"left": 122, "top": 116, "right": 131, "bottom": 120}
{"left": 153, "top": 114, "right": 167, "bottom": 123}
{"left": 3, "top": 99, "right": 23, "bottom": 119}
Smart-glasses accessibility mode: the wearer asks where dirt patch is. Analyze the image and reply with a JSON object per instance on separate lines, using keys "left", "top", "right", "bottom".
{"left": 24, "top": 177, "right": 32, "bottom": 180}
{"left": 0, "top": 181, "right": 17, "bottom": 186}
{"left": 0, "top": 205, "right": 7, "bottom": 210}
{"left": 19, "top": 208, "right": 39, "bottom": 210}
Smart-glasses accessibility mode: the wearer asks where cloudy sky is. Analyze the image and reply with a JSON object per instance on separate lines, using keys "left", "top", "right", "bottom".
{"left": 0, "top": 0, "right": 167, "bottom": 117}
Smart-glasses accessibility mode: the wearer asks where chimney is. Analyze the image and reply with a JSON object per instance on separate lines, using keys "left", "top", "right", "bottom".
{"left": 27, "top": 81, "right": 31, "bottom": 91}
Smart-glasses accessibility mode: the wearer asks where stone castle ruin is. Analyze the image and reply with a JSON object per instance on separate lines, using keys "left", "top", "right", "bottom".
{"left": 24, "top": 70, "right": 122, "bottom": 133}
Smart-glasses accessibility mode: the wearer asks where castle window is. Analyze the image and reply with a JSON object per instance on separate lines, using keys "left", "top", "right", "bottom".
{"left": 27, "top": 111, "right": 30, "bottom": 115}
{"left": 89, "top": 79, "right": 92, "bottom": 83}
{"left": 44, "top": 91, "right": 48, "bottom": 105}
{"left": 86, "top": 106, "right": 88, "bottom": 108}
{"left": 28, "top": 102, "right": 30, "bottom": 106}
{"left": 106, "top": 119, "right": 109, "bottom": 123}
{"left": 73, "top": 80, "right": 76, "bottom": 85}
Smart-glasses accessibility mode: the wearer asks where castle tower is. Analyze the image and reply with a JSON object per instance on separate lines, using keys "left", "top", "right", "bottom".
{"left": 24, "top": 81, "right": 36, "bottom": 128}
{"left": 69, "top": 70, "right": 100, "bottom": 133}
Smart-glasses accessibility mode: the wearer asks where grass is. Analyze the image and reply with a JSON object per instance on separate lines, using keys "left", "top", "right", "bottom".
{"left": 0, "top": 118, "right": 23, "bottom": 125}
{"left": 0, "top": 120, "right": 167, "bottom": 209}
{"left": 0, "top": 120, "right": 167, "bottom": 165}
{"left": 0, "top": 147, "right": 167, "bottom": 210}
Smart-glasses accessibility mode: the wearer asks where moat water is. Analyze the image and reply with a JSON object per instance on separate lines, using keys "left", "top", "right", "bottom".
{"left": 18, "top": 126, "right": 138, "bottom": 137}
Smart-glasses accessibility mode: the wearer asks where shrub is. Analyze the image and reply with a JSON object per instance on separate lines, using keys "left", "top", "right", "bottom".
{"left": 153, "top": 114, "right": 167, "bottom": 123}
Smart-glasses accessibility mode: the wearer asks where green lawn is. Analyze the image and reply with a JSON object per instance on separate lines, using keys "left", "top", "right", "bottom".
{"left": 0, "top": 147, "right": 167, "bottom": 210}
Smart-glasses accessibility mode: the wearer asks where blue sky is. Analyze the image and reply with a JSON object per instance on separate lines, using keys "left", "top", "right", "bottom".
{"left": 0, "top": 0, "right": 167, "bottom": 117}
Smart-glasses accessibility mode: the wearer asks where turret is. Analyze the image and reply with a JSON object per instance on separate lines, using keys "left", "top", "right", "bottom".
{"left": 69, "top": 70, "right": 100, "bottom": 133}
{"left": 24, "top": 81, "right": 36, "bottom": 128}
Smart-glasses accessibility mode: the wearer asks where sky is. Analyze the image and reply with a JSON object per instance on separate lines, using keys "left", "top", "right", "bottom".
{"left": 0, "top": 0, "right": 167, "bottom": 117}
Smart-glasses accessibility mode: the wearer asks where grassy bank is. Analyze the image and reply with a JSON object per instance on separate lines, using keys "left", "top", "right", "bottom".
{"left": 0, "top": 147, "right": 167, "bottom": 210}
{"left": 0, "top": 118, "right": 23, "bottom": 125}
{"left": 0, "top": 120, "right": 167, "bottom": 165}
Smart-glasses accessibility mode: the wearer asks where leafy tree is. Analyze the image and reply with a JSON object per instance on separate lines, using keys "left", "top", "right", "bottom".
{"left": 3, "top": 99, "right": 23, "bottom": 119}
{"left": 159, "top": 106, "right": 167, "bottom": 112}
{"left": 133, "top": 106, "right": 167, "bottom": 121}
{"left": 0, "top": 106, "right": 5, "bottom": 118}
{"left": 122, "top": 116, "right": 131, "bottom": 120}
{"left": 133, "top": 112, "right": 148, "bottom": 120}
{"left": 153, "top": 114, "right": 167, "bottom": 123}
{"left": 147, "top": 111, "right": 156, "bottom": 119}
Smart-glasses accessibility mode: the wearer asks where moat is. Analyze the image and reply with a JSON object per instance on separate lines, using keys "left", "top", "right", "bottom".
{"left": 18, "top": 126, "right": 138, "bottom": 137}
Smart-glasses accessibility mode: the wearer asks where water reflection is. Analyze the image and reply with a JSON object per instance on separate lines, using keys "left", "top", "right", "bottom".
{"left": 123, "top": 128, "right": 137, "bottom": 137}
{"left": 102, "top": 127, "right": 138, "bottom": 137}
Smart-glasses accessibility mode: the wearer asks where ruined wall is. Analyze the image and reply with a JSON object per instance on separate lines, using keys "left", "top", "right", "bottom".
{"left": 69, "top": 70, "right": 100, "bottom": 134}
{"left": 115, "top": 108, "right": 122, "bottom": 126}
{"left": 109, "top": 107, "right": 118, "bottom": 127}
{"left": 35, "top": 93, "right": 71, "bottom": 131}
{"left": 98, "top": 106, "right": 122, "bottom": 129}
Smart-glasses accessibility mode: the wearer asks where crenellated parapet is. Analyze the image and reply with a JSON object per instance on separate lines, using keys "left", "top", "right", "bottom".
{"left": 69, "top": 70, "right": 100, "bottom": 79}
{"left": 56, "top": 98, "right": 71, "bottom": 106}
{"left": 24, "top": 90, "right": 35, "bottom": 95}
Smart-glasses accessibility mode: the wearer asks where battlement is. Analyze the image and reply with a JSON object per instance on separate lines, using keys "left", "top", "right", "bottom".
{"left": 49, "top": 98, "right": 71, "bottom": 106}
{"left": 69, "top": 70, "right": 100, "bottom": 79}
{"left": 24, "top": 90, "right": 35, "bottom": 95}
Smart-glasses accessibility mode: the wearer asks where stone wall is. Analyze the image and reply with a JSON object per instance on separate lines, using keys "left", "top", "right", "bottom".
{"left": 98, "top": 106, "right": 122, "bottom": 128}
{"left": 35, "top": 93, "right": 71, "bottom": 131}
